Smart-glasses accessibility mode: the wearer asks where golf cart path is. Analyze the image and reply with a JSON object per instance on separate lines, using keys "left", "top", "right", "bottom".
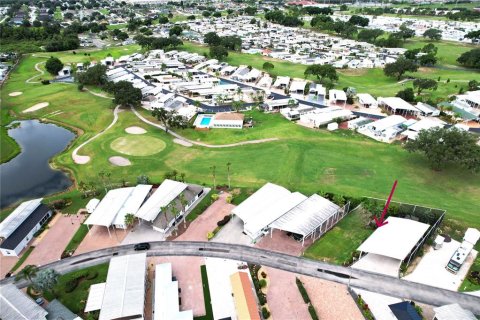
{"left": 131, "top": 106, "right": 279, "bottom": 148}
{"left": 25, "top": 62, "right": 45, "bottom": 84}
{"left": 72, "top": 105, "right": 121, "bottom": 164}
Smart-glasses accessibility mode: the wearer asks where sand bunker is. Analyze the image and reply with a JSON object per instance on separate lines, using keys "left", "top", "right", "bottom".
{"left": 173, "top": 138, "right": 193, "bottom": 147}
{"left": 109, "top": 156, "right": 131, "bottom": 166}
{"left": 9, "top": 92, "right": 23, "bottom": 97}
{"left": 125, "top": 126, "right": 147, "bottom": 134}
{"left": 73, "top": 155, "right": 90, "bottom": 164}
{"left": 23, "top": 102, "right": 49, "bottom": 113}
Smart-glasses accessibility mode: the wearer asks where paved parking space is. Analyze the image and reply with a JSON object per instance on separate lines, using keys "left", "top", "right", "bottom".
{"left": 256, "top": 229, "right": 311, "bottom": 256}
{"left": 404, "top": 240, "right": 478, "bottom": 290}
{"left": 146, "top": 256, "right": 205, "bottom": 317}
{"left": 263, "top": 267, "right": 311, "bottom": 320}
{"left": 122, "top": 222, "right": 166, "bottom": 245}
{"left": 300, "top": 276, "right": 363, "bottom": 320}
{"left": 0, "top": 255, "right": 19, "bottom": 278}
{"left": 213, "top": 216, "right": 252, "bottom": 245}
{"left": 75, "top": 225, "right": 128, "bottom": 255}
{"left": 176, "top": 193, "right": 235, "bottom": 241}
{"left": 20, "top": 213, "right": 83, "bottom": 269}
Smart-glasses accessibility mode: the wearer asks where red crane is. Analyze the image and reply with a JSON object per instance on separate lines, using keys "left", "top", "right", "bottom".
{"left": 374, "top": 180, "right": 398, "bottom": 228}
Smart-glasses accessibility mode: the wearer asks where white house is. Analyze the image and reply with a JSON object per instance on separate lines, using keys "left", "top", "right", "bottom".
{"left": 378, "top": 97, "right": 419, "bottom": 117}
{"left": 357, "top": 93, "right": 377, "bottom": 108}
{"left": 263, "top": 98, "right": 297, "bottom": 112}
{"left": 212, "top": 112, "right": 245, "bottom": 129}
{"left": 359, "top": 115, "right": 407, "bottom": 143}
{"left": 403, "top": 118, "right": 445, "bottom": 140}
{"left": 0, "top": 198, "right": 52, "bottom": 257}
{"left": 329, "top": 89, "right": 347, "bottom": 105}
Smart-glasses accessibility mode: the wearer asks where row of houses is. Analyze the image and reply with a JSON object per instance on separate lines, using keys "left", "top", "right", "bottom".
{"left": 183, "top": 16, "right": 405, "bottom": 68}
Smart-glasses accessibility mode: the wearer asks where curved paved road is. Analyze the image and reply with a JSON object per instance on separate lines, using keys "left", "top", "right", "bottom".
{"left": 2, "top": 241, "right": 479, "bottom": 314}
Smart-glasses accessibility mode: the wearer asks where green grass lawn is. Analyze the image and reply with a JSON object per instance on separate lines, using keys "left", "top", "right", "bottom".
{"left": 107, "top": 23, "right": 127, "bottom": 30}
{"left": 304, "top": 208, "right": 373, "bottom": 264}
{"left": 43, "top": 263, "right": 109, "bottom": 315}
{"left": 110, "top": 135, "right": 166, "bottom": 156}
{"left": 460, "top": 243, "right": 480, "bottom": 292}
{"left": 1, "top": 104, "right": 21, "bottom": 163}
{"left": 195, "top": 265, "right": 213, "bottom": 320}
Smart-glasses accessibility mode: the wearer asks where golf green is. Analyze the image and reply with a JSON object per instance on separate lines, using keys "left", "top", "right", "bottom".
{"left": 110, "top": 135, "right": 166, "bottom": 156}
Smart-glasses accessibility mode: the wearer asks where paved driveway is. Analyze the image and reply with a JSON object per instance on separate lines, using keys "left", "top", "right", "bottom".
{"left": 20, "top": 214, "right": 83, "bottom": 269}
{"left": 177, "top": 193, "right": 235, "bottom": 241}
{"left": 75, "top": 225, "right": 128, "bottom": 255}
{"left": 213, "top": 216, "right": 252, "bottom": 245}
{"left": 0, "top": 255, "right": 18, "bottom": 278}
{"left": 122, "top": 222, "right": 166, "bottom": 245}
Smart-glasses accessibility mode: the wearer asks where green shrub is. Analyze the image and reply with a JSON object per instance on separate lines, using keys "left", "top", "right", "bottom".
{"left": 217, "top": 215, "right": 231, "bottom": 226}
{"left": 41, "top": 79, "right": 50, "bottom": 85}
{"left": 259, "top": 279, "right": 267, "bottom": 288}
{"left": 86, "top": 270, "right": 98, "bottom": 280}
{"left": 64, "top": 278, "right": 79, "bottom": 293}
{"left": 296, "top": 278, "right": 310, "bottom": 304}
{"left": 308, "top": 305, "right": 319, "bottom": 320}
{"left": 262, "top": 307, "right": 270, "bottom": 319}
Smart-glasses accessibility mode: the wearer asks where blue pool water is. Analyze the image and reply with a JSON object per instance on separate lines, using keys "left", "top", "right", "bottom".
{"left": 200, "top": 116, "right": 212, "bottom": 126}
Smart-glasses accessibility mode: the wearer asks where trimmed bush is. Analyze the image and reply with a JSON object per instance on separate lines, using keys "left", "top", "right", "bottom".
{"left": 308, "top": 305, "right": 319, "bottom": 320}
{"left": 217, "top": 215, "right": 231, "bottom": 226}
{"left": 296, "top": 278, "right": 310, "bottom": 304}
{"left": 41, "top": 80, "right": 50, "bottom": 85}
{"left": 261, "top": 271, "right": 267, "bottom": 278}
{"left": 262, "top": 307, "right": 271, "bottom": 319}
{"left": 65, "top": 278, "right": 79, "bottom": 293}
{"left": 259, "top": 279, "right": 267, "bottom": 288}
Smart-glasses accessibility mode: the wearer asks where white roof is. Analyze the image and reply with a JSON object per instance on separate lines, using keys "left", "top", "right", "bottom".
{"left": 86, "top": 198, "right": 100, "bottom": 213}
{"left": 0, "top": 284, "right": 48, "bottom": 320}
{"left": 415, "top": 102, "right": 437, "bottom": 114}
{"left": 407, "top": 118, "right": 445, "bottom": 133}
{"left": 464, "top": 228, "right": 480, "bottom": 246}
{"left": 232, "top": 183, "right": 291, "bottom": 234}
{"left": 329, "top": 89, "right": 347, "bottom": 101}
{"left": 368, "top": 115, "right": 406, "bottom": 132}
{"left": 273, "top": 76, "right": 290, "bottom": 87}
{"left": 85, "top": 283, "right": 106, "bottom": 312}
{"left": 357, "top": 217, "right": 430, "bottom": 260}
{"left": 135, "top": 179, "right": 187, "bottom": 221}
{"left": 84, "top": 185, "right": 152, "bottom": 227}
{"left": 357, "top": 93, "right": 377, "bottom": 105}
{"left": 0, "top": 198, "right": 42, "bottom": 239}
{"left": 270, "top": 194, "right": 340, "bottom": 236}
{"left": 379, "top": 97, "right": 418, "bottom": 112}
{"left": 99, "top": 253, "right": 147, "bottom": 320}
{"left": 433, "top": 303, "right": 476, "bottom": 320}
{"left": 154, "top": 263, "right": 193, "bottom": 320}
{"left": 290, "top": 80, "right": 307, "bottom": 92}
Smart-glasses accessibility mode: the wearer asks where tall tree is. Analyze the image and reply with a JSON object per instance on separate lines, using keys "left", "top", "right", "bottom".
{"left": 423, "top": 28, "right": 442, "bottom": 41}
{"left": 226, "top": 162, "right": 232, "bottom": 189}
{"left": 457, "top": 49, "right": 480, "bottom": 69}
{"left": 152, "top": 108, "right": 187, "bottom": 133}
{"left": 384, "top": 57, "right": 418, "bottom": 80}
{"left": 209, "top": 45, "right": 228, "bottom": 60}
{"left": 45, "top": 56, "right": 64, "bottom": 75}
{"left": 304, "top": 64, "right": 338, "bottom": 83}
{"left": 124, "top": 213, "right": 135, "bottom": 228}
{"left": 15, "top": 265, "right": 39, "bottom": 282}
{"left": 112, "top": 81, "right": 142, "bottom": 107}
{"left": 32, "top": 269, "right": 59, "bottom": 296}
{"left": 405, "top": 127, "right": 480, "bottom": 172}
{"left": 413, "top": 78, "right": 437, "bottom": 95}
{"left": 210, "top": 165, "right": 216, "bottom": 190}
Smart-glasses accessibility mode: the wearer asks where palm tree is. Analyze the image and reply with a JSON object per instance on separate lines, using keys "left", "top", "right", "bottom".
{"left": 15, "top": 265, "right": 38, "bottom": 283}
{"left": 180, "top": 172, "right": 186, "bottom": 182}
{"left": 210, "top": 165, "right": 216, "bottom": 190}
{"left": 226, "top": 162, "right": 232, "bottom": 189}
{"left": 172, "top": 170, "right": 178, "bottom": 181}
{"left": 169, "top": 205, "right": 180, "bottom": 235}
{"left": 124, "top": 213, "right": 135, "bottom": 228}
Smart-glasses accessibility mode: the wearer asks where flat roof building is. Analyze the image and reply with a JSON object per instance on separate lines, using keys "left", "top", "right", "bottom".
{"left": 0, "top": 284, "right": 48, "bottom": 320}
{"left": 0, "top": 198, "right": 52, "bottom": 256}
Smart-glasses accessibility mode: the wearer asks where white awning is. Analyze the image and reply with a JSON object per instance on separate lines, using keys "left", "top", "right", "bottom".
{"left": 270, "top": 194, "right": 340, "bottom": 236}
{"left": 357, "top": 217, "right": 430, "bottom": 260}
{"left": 99, "top": 253, "right": 147, "bottom": 320}
{"left": 85, "top": 283, "right": 106, "bottom": 312}
{"left": 113, "top": 184, "right": 152, "bottom": 226}
{"left": 135, "top": 179, "right": 187, "bottom": 222}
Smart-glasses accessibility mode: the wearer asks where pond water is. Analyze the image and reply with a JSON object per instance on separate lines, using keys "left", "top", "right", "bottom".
{"left": 0, "top": 120, "right": 75, "bottom": 209}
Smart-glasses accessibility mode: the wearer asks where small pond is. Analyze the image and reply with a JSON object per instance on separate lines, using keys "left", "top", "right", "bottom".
{"left": 1, "top": 120, "right": 75, "bottom": 209}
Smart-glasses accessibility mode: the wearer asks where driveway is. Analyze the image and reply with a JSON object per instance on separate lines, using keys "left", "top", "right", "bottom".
{"left": 213, "top": 216, "right": 252, "bottom": 245}
{"left": 20, "top": 213, "right": 83, "bottom": 269}
{"left": 0, "top": 255, "right": 19, "bottom": 278}
{"left": 75, "top": 225, "right": 128, "bottom": 255}
{"left": 146, "top": 256, "right": 205, "bottom": 317}
{"left": 122, "top": 222, "right": 166, "bottom": 245}
{"left": 176, "top": 193, "right": 235, "bottom": 241}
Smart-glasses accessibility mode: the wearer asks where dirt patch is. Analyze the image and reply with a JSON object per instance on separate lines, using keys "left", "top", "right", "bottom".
{"left": 338, "top": 69, "right": 369, "bottom": 76}
{"left": 23, "top": 102, "right": 49, "bottom": 113}
{"left": 109, "top": 156, "right": 131, "bottom": 166}
{"left": 173, "top": 138, "right": 193, "bottom": 147}
{"left": 125, "top": 126, "right": 147, "bottom": 134}
{"left": 9, "top": 92, "right": 23, "bottom": 97}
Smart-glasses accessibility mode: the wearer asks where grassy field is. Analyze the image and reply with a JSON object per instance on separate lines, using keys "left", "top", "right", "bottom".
{"left": 180, "top": 42, "right": 480, "bottom": 100}
{"left": 1, "top": 111, "right": 21, "bottom": 163}
{"left": 107, "top": 23, "right": 127, "bottom": 30}
{"left": 304, "top": 208, "right": 373, "bottom": 264}
{"left": 1, "top": 49, "right": 479, "bottom": 231}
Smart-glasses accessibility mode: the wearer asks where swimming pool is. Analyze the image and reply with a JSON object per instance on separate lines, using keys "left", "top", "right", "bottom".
{"left": 200, "top": 115, "right": 212, "bottom": 126}
{"left": 195, "top": 114, "right": 214, "bottom": 128}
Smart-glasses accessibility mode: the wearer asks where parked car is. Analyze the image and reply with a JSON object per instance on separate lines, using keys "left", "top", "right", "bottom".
{"left": 134, "top": 242, "right": 150, "bottom": 251}
{"left": 35, "top": 298, "right": 44, "bottom": 305}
